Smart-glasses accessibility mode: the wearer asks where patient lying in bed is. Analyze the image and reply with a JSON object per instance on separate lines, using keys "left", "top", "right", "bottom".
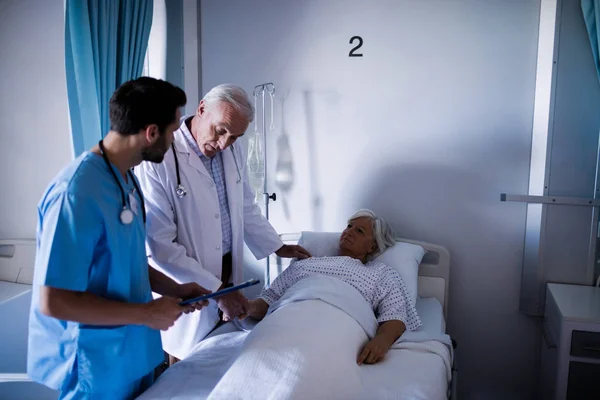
{"left": 136, "top": 210, "right": 453, "bottom": 400}
{"left": 247, "top": 209, "right": 421, "bottom": 365}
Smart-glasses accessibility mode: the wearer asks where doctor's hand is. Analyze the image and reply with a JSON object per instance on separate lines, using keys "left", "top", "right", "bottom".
{"left": 275, "top": 244, "right": 311, "bottom": 260}
{"left": 142, "top": 296, "right": 187, "bottom": 331}
{"left": 216, "top": 291, "right": 249, "bottom": 321}
{"left": 176, "top": 282, "right": 211, "bottom": 313}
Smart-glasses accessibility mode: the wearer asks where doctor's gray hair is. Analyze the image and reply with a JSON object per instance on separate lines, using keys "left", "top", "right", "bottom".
{"left": 348, "top": 209, "right": 396, "bottom": 260}
{"left": 201, "top": 84, "right": 254, "bottom": 123}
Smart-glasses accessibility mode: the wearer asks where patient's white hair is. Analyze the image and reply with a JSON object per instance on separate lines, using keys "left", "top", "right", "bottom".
{"left": 348, "top": 209, "right": 396, "bottom": 260}
{"left": 201, "top": 84, "right": 254, "bottom": 122}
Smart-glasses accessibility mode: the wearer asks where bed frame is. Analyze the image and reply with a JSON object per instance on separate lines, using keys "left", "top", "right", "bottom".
{"left": 0, "top": 239, "right": 36, "bottom": 286}
{"left": 0, "top": 239, "right": 44, "bottom": 393}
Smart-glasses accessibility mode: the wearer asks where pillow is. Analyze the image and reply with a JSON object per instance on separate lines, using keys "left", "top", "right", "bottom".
{"left": 297, "top": 231, "right": 426, "bottom": 306}
{"left": 374, "top": 242, "right": 425, "bottom": 306}
{"left": 297, "top": 231, "right": 341, "bottom": 257}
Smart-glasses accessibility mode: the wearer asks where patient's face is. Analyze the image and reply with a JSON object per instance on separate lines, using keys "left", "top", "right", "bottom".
{"left": 339, "top": 217, "right": 376, "bottom": 260}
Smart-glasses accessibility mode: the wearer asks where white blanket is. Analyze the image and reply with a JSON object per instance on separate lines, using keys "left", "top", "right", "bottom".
{"left": 138, "top": 276, "right": 452, "bottom": 400}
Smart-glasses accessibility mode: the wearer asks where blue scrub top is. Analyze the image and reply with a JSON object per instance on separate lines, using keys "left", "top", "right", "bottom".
{"left": 27, "top": 152, "right": 163, "bottom": 393}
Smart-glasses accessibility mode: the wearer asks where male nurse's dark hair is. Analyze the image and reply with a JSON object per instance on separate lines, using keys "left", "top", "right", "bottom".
{"left": 109, "top": 77, "right": 187, "bottom": 135}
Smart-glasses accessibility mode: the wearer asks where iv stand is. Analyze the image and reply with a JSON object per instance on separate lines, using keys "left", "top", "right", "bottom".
{"left": 253, "top": 82, "right": 276, "bottom": 287}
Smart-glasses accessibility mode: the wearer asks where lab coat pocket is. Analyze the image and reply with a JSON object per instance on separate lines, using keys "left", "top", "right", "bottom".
{"left": 77, "top": 325, "right": 128, "bottom": 392}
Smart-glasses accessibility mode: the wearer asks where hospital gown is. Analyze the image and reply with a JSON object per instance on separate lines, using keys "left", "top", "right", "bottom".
{"left": 260, "top": 256, "right": 422, "bottom": 331}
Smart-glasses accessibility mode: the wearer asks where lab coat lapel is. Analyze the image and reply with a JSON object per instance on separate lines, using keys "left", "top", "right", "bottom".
{"left": 223, "top": 145, "right": 243, "bottom": 285}
{"left": 223, "top": 146, "right": 243, "bottom": 224}
{"left": 222, "top": 146, "right": 240, "bottom": 208}
{"left": 174, "top": 127, "right": 211, "bottom": 180}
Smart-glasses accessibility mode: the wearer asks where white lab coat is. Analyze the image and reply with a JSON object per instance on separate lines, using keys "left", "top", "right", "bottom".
{"left": 135, "top": 121, "right": 283, "bottom": 359}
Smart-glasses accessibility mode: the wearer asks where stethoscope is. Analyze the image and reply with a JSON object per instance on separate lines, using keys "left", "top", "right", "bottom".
{"left": 98, "top": 140, "right": 146, "bottom": 225}
{"left": 171, "top": 142, "right": 242, "bottom": 199}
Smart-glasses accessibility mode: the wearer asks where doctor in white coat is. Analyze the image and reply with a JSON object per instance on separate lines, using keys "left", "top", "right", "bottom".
{"left": 135, "top": 84, "right": 310, "bottom": 362}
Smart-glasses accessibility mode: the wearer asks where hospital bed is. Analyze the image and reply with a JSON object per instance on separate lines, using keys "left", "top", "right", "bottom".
{"left": 0, "top": 239, "right": 58, "bottom": 399}
{"left": 139, "top": 233, "right": 458, "bottom": 400}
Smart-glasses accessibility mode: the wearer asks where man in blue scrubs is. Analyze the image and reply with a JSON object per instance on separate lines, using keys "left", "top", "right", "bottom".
{"left": 28, "top": 77, "right": 211, "bottom": 400}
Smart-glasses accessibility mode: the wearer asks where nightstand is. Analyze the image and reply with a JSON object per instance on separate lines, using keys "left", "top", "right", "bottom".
{"left": 539, "top": 283, "right": 600, "bottom": 399}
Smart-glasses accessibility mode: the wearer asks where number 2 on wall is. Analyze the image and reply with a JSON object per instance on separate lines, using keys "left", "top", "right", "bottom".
{"left": 349, "top": 36, "right": 363, "bottom": 57}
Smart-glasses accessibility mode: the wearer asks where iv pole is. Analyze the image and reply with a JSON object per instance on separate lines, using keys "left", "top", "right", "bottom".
{"left": 253, "top": 82, "right": 276, "bottom": 287}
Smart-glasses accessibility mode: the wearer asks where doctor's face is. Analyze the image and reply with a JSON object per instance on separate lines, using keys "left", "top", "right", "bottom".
{"left": 195, "top": 100, "right": 249, "bottom": 158}
{"left": 142, "top": 109, "right": 181, "bottom": 163}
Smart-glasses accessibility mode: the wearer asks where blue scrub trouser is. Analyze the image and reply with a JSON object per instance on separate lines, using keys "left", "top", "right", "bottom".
{"left": 58, "top": 372, "right": 154, "bottom": 400}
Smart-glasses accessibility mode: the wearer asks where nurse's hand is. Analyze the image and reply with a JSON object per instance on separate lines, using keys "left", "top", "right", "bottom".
{"left": 217, "top": 292, "right": 249, "bottom": 321}
{"left": 142, "top": 297, "right": 186, "bottom": 331}
{"left": 176, "top": 283, "right": 211, "bottom": 313}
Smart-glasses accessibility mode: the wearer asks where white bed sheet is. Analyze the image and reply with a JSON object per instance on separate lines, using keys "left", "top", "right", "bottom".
{"left": 138, "top": 296, "right": 449, "bottom": 400}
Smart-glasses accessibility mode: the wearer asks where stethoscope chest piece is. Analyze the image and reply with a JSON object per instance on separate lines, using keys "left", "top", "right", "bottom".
{"left": 120, "top": 208, "right": 134, "bottom": 225}
{"left": 176, "top": 184, "right": 187, "bottom": 199}
{"left": 170, "top": 141, "right": 242, "bottom": 200}
{"left": 98, "top": 139, "right": 146, "bottom": 226}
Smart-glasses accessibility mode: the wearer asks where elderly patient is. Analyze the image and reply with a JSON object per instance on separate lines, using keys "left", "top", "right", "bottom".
{"left": 247, "top": 209, "right": 421, "bottom": 365}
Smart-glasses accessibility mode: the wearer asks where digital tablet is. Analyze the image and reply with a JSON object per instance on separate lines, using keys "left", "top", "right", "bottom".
{"left": 179, "top": 279, "right": 261, "bottom": 306}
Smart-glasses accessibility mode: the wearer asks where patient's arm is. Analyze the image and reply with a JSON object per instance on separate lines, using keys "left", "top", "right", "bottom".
{"left": 259, "top": 261, "right": 303, "bottom": 305}
{"left": 250, "top": 260, "right": 308, "bottom": 321}
{"left": 357, "top": 320, "right": 406, "bottom": 365}
{"left": 247, "top": 298, "right": 269, "bottom": 320}
{"left": 376, "top": 320, "right": 406, "bottom": 344}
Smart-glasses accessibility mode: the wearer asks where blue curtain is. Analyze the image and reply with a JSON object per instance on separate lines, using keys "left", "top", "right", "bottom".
{"left": 583, "top": 0, "right": 600, "bottom": 83}
{"left": 65, "top": 0, "right": 153, "bottom": 156}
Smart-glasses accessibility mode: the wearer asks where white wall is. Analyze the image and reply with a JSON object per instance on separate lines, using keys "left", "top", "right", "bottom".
{"left": 0, "top": 0, "right": 71, "bottom": 240}
{"left": 182, "top": 0, "right": 201, "bottom": 116}
{"left": 200, "top": 1, "right": 541, "bottom": 398}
